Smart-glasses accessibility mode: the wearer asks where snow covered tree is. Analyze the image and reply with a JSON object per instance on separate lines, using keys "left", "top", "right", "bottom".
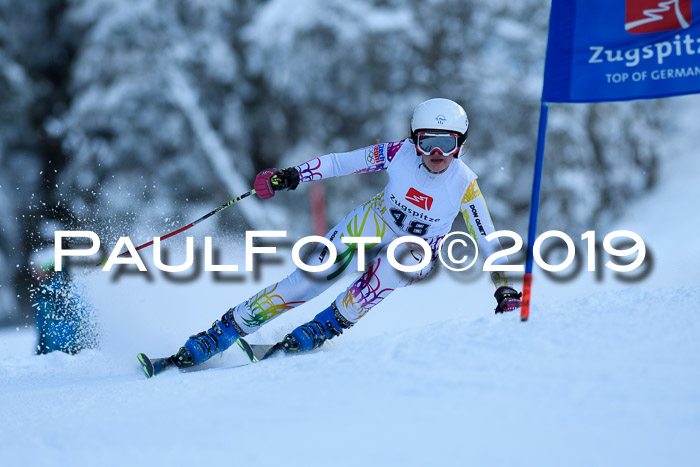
{"left": 0, "top": 0, "right": 670, "bottom": 323}
{"left": 0, "top": 39, "right": 35, "bottom": 317}
{"left": 57, "top": 0, "right": 273, "bottom": 240}
{"left": 243, "top": 0, "right": 665, "bottom": 233}
{"left": 0, "top": 0, "right": 70, "bottom": 321}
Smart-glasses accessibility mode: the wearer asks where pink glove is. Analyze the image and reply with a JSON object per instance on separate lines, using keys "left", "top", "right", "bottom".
{"left": 254, "top": 168, "right": 280, "bottom": 199}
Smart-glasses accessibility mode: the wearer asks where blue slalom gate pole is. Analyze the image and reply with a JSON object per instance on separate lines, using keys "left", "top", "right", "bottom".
{"left": 521, "top": 101, "right": 549, "bottom": 321}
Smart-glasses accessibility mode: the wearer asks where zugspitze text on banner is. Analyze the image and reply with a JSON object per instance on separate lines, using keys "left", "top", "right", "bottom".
{"left": 543, "top": 0, "right": 700, "bottom": 102}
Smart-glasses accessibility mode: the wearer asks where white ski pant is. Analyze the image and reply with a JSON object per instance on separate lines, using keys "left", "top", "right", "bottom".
{"left": 231, "top": 200, "right": 441, "bottom": 335}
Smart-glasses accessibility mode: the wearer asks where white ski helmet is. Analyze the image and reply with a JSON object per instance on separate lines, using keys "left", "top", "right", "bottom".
{"left": 410, "top": 98, "right": 469, "bottom": 146}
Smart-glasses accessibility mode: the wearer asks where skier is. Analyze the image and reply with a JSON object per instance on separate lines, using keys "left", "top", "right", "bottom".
{"left": 29, "top": 247, "right": 97, "bottom": 354}
{"left": 164, "top": 98, "right": 521, "bottom": 369}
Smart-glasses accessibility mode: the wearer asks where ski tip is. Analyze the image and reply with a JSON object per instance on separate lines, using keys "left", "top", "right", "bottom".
{"left": 137, "top": 353, "right": 155, "bottom": 378}
{"left": 235, "top": 338, "right": 259, "bottom": 363}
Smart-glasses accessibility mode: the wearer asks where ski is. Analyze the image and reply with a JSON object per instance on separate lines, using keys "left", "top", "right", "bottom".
{"left": 235, "top": 338, "right": 284, "bottom": 363}
{"left": 137, "top": 353, "right": 176, "bottom": 378}
{"left": 138, "top": 338, "right": 287, "bottom": 379}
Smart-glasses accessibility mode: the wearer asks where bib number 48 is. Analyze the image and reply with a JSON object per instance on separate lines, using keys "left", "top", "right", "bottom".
{"left": 389, "top": 208, "right": 430, "bottom": 236}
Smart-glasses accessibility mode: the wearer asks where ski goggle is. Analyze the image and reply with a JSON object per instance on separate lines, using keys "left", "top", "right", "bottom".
{"left": 415, "top": 132, "right": 461, "bottom": 157}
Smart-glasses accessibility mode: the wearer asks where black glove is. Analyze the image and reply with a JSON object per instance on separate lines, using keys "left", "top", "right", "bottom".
{"left": 494, "top": 286, "right": 522, "bottom": 314}
{"left": 273, "top": 167, "right": 300, "bottom": 191}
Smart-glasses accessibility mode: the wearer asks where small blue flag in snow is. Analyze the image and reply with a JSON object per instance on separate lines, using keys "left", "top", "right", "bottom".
{"left": 543, "top": 0, "right": 700, "bottom": 102}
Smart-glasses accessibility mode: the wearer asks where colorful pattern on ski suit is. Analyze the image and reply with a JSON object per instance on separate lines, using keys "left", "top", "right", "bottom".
{"left": 233, "top": 199, "right": 438, "bottom": 334}
{"left": 232, "top": 139, "right": 512, "bottom": 334}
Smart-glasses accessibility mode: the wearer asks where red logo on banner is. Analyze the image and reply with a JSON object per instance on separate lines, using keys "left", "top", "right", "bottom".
{"left": 405, "top": 188, "right": 433, "bottom": 211}
{"left": 625, "top": 0, "right": 692, "bottom": 34}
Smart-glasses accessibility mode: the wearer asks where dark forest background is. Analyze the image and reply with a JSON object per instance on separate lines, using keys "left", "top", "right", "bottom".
{"left": 0, "top": 0, "right": 666, "bottom": 323}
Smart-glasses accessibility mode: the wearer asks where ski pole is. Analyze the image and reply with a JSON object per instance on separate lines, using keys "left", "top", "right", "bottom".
{"left": 103, "top": 188, "right": 257, "bottom": 263}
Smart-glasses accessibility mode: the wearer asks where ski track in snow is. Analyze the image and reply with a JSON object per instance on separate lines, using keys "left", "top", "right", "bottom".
{"left": 2, "top": 96, "right": 700, "bottom": 466}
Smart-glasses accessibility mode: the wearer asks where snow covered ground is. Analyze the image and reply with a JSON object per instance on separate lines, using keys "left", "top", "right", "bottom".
{"left": 2, "top": 286, "right": 699, "bottom": 467}
{"left": 1, "top": 95, "right": 699, "bottom": 467}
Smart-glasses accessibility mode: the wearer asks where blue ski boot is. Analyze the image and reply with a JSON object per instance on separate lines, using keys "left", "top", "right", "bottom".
{"left": 279, "top": 302, "right": 353, "bottom": 353}
{"left": 173, "top": 309, "right": 246, "bottom": 368}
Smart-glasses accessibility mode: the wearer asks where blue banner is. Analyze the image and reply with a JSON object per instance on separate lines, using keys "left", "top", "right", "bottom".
{"left": 543, "top": 0, "right": 700, "bottom": 102}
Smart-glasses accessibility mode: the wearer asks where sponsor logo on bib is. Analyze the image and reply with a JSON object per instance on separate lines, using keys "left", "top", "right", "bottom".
{"left": 405, "top": 188, "right": 433, "bottom": 211}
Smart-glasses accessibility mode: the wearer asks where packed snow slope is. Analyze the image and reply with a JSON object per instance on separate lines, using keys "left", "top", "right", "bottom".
{"left": 1, "top": 96, "right": 700, "bottom": 467}
{"left": 1, "top": 286, "right": 699, "bottom": 467}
